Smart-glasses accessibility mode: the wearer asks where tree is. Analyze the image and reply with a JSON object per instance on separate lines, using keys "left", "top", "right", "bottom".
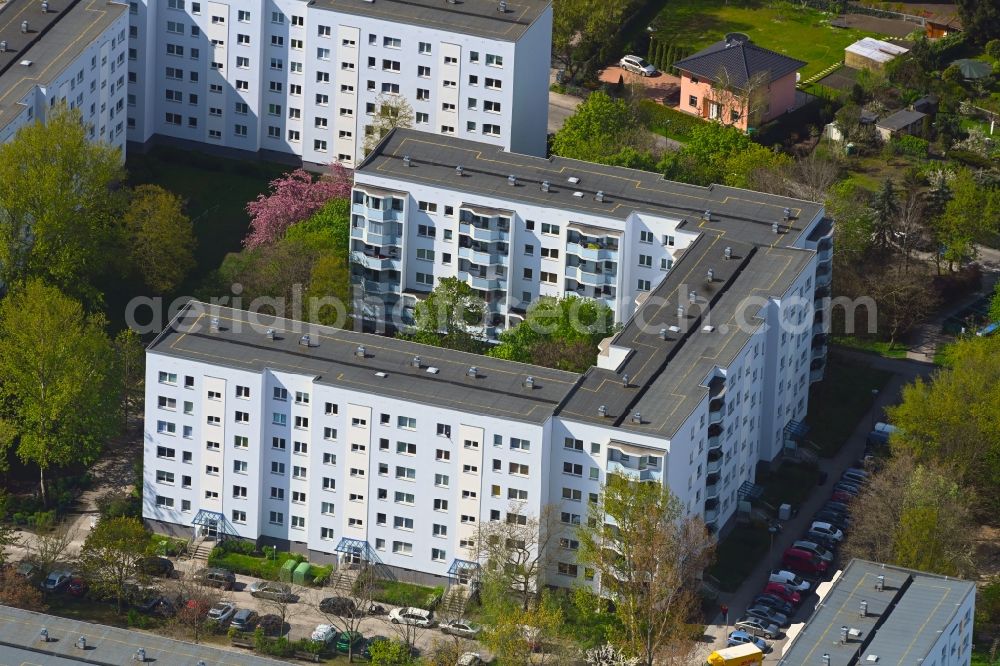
{"left": 0, "top": 569, "right": 46, "bottom": 611}
{"left": 935, "top": 168, "right": 1000, "bottom": 270}
{"left": 870, "top": 178, "right": 899, "bottom": 255}
{"left": 244, "top": 164, "right": 352, "bottom": 249}
{"left": 168, "top": 577, "right": 222, "bottom": 643}
{"left": 115, "top": 328, "right": 145, "bottom": 432}
{"left": 842, "top": 453, "right": 976, "bottom": 576}
{"left": 123, "top": 184, "right": 196, "bottom": 293}
{"left": 552, "top": 92, "right": 655, "bottom": 170}
{"left": 363, "top": 94, "right": 414, "bottom": 155}
{"left": 887, "top": 335, "right": 1000, "bottom": 515}
{"left": 479, "top": 587, "right": 567, "bottom": 665}
{"left": 706, "top": 68, "right": 770, "bottom": 129}
{"left": 0, "top": 280, "right": 120, "bottom": 505}
{"left": 552, "top": 0, "right": 626, "bottom": 82}
{"left": 475, "top": 502, "right": 558, "bottom": 611}
{"left": 990, "top": 282, "right": 1000, "bottom": 324}
{"left": 659, "top": 122, "right": 789, "bottom": 188}
{"left": 867, "top": 264, "right": 939, "bottom": 345}
{"left": 577, "top": 475, "right": 713, "bottom": 666}
{"left": 586, "top": 644, "right": 641, "bottom": 666}
{"left": 367, "top": 638, "right": 414, "bottom": 666}
{"left": 403, "top": 277, "right": 488, "bottom": 353}
{"left": 79, "top": 517, "right": 149, "bottom": 613}
{"left": 0, "top": 524, "right": 18, "bottom": 568}
{"left": 316, "top": 566, "right": 377, "bottom": 662}
{"left": 0, "top": 104, "right": 125, "bottom": 302}
{"left": 832, "top": 103, "right": 876, "bottom": 147}
{"left": 488, "top": 296, "right": 617, "bottom": 372}
{"left": 423, "top": 637, "right": 470, "bottom": 666}
{"left": 784, "top": 151, "right": 841, "bottom": 202}
{"left": 955, "top": 0, "right": 1000, "bottom": 46}
{"left": 24, "top": 526, "right": 74, "bottom": 582}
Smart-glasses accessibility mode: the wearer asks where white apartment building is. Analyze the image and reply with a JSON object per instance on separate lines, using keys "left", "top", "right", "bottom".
{"left": 0, "top": 0, "right": 129, "bottom": 154}
{"left": 144, "top": 131, "right": 833, "bottom": 589}
{"left": 126, "top": 0, "right": 552, "bottom": 165}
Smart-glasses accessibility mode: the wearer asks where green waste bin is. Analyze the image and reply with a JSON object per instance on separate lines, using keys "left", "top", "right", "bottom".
{"left": 293, "top": 561, "right": 312, "bottom": 585}
{"left": 279, "top": 558, "right": 297, "bottom": 582}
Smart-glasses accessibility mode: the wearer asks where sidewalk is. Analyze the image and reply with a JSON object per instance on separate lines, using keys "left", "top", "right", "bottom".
{"left": 694, "top": 354, "right": 934, "bottom": 663}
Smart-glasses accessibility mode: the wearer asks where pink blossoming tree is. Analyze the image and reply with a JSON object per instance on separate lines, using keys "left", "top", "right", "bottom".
{"left": 244, "top": 162, "right": 352, "bottom": 249}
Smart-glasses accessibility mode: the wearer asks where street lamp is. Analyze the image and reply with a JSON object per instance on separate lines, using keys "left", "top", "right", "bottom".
{"left": 870, "top": 389, "right": 879, "bottom": 429}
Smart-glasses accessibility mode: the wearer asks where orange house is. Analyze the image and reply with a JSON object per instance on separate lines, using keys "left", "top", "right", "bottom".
{"left": 673, "top": 34, "right": 805, "bottom": 132}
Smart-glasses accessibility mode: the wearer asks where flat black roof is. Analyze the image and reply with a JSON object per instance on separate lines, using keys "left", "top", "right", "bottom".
{"left": 876, "top": 108, "right": 926, "bottom": 131}
{"left": 0, "top": 0, "right": 127, "bottom": 130}
{"left": 779, "top": 559, "right": 975, "bottom": 666}
{"left": 357, "top": 130, "right": 824, "bottom": 248}
{"left": 313, "top": 0, "right": 550, "bottom": 41}
{"left": 149, "top": 303, "right": 580, "bottom": 425}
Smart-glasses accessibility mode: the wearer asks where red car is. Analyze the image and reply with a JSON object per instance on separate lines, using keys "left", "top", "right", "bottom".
{"left": 763, "top": 582, "right": 801, "bottom": 605}
{"left": 782, "top": 547, "right": 828, "bottom": 575}
{"left": 831, "top": 490, "right": 855, "bottom": 503}
{"left": 66, "top": 577, "right": 87, "bottom": 597}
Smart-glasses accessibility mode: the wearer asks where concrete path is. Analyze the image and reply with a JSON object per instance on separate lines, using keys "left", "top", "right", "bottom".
{"left": 548, "top": 91, "right": 581, "bottom": 134}
{"left": 693, "top": 352, "right": 934, "bottom": 663}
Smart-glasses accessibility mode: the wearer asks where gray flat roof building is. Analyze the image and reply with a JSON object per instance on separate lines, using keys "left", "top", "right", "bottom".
{"left": 313, "top": 0, "right": 551, "bottom": 41}
{"left": 0, "top": 603, "right": 288, "bottom": 665}
{"left": 778, "top": 559, "right": 976, "bottom": 666}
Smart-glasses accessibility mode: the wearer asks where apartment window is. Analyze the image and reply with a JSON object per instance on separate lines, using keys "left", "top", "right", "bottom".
{"left": 562, "top": 488, "right": 582, "bottom": 502}
{"left": 156, "top": 420, "right": 176, "bottom": 435}
{"left": 321, "top": 527, "right": 335, "bottom": 540}
{"left": 270, "top": 10, "right": 283, "bottom": 23}
{"left": 237, "top": 33, "right": 250, "bottom": 45}
{"left": 318, "top": 24, "right": 331, "bottom": 36}
{"left": 396, "top": 491, "right": 415, "bottom": 505}
{"left": 509, "top": 488, "right": 528, "bottom": 501}
{"left": 510, "top": 437, "right": 530, "bottom": 451}
{"left": 434, "top": 473, "right": 449, "bottom": 487}
{"left": 293, "top": 441, "right": 308, "bottom": 455}
{"left": 460, "top": 515, "right": 476, "bottom": 525}
{"left": 315, "top": 93, "right": 328, "bottom": 106}
{"left": 563, "top": 462, "right": 583, "bottom": 477}
{"left": 269, "top": 511, "right": 284, "bottom": 525}
{"left": 323, "top": 427, "right": 337, "bottom": 440}
{"left": 324, "top": 402, "right": 338, "bottom": 415}
{"left": 395, "top": 466, "right": 416, "bottom": 481}
{"left": 294, "top": 416, "right": 309, "bottom": 429}
{"left": 234, "top": 124, "right": 248, "bottom": 137}
{"left": 292, "top": 466, "right": 307, "bottom": 479}
{"left": 237, "top": 9, "right": 249, "bottom": 21}
{"left": 271, "top": 461, "right": 285, "bottom": 475}
{"left": 270, "top": 57, "right": 283, "bottom": 70}
{"left": 233, "top": 436, "right": 249, "bottom": 449}
{"left": 639, "top": 255, "right": 653, "bottom": 268}
{"left": 485, "top": 77, "right": 501, "bottom": 90}
{"left": 316, "top": 71, "right": 330, "bottom": 83}
{"left": 322, "top": 477, "right": 336, "bottom": 491}
{"left": 661, "top": 257, "right": 674, "bottom": 271}
{"left": 232, "top": 485, "right": 247, "bottom": 498}
{"left": 382, "top": 59, "right": 400, "bottom": 72}
{"left": 314, "top": 140, "right": 327, "bottom": 152}
{"left": 564, "top": 437, "right": 584, "bottom": 451}
{"left": 231, "top": 509, "right": 245, "bottom": 523}
{"left": 396, "top": 442, "right": 417, "bottom": 455}
{"left": 155, "top": 496, "right": 174, "bottom": 508}
{"left": 638, "top": 279, "right": 651, "bottom": 291}
{"left": 415, "top": 272, "right": 434, "bottom": 286}
{"left": 433, "top": 499, "right": 448, "bottom": 511}
{"left": 323, "top": 453, "right": 336, "bottom": 465}
{"left": 463, "top": 464, "right": 479, "bottom": 475}
{"left": 561, "top": 512, "right": 581, "bottom": 526}
{"left": 158, "top": 396, "right": 176, "bottom": 410}
{"left": 234, "top": 411, "right": 249, "bottom": 424}
{"left": 317, "top": 47, "right": 330, "bottom": 60}
{"left": 236, "top": 56, "right": 249, "bottom": 68}
{"left": 158, "top": 371, "right": 177, "bottom": 385}
{"left": 397, "top": 415, "right": 416, "bottom": 430}
{"left": 392, "top": 541, "right": 413, "bottom": 556}
{"left": 155, "top": 470, "right": 174, "bottom": 484}
{"left": 348, "top": 518, "right": 363, "bottom": 528}
{"left": 441, "top": 125, "right": 455, "bottom": 134}
{"left": 270, "top": 487, "right": 284, "bottom": 500}
{"left": 393, "top": 516, "right": 414, "bottom": 531}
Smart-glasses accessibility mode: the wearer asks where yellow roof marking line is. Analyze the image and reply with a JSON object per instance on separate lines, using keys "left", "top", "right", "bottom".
{"left": 897, "top": 584, "right": 952, "bottom": 662}
{"left": 323, "top": 0, "right": 532, "bottom": 39}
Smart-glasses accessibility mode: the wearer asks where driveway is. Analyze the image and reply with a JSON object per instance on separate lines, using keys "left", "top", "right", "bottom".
{"left": 692, "top": 352, "right": 934, "bottom": 663}
{"left": 598, "top": 66, "right": 680, "bottom": 105}
{"left": 548, "top": 91, "right": 581, "bottom": 133}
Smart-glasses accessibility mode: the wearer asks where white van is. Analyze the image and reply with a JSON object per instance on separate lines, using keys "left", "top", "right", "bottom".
{"left": 388, "top": 607, "right": 435, "bottom": 627}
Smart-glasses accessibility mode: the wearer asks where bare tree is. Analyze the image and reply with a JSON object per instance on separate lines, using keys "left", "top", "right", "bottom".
{"left": 474, "top": 501, "right": 558, "bottom": 611}
{"left": 315, "top": 566, "right": 378, "bottom": 662}
{"left": 25, "top": 524, "right": 75, "bottom": 580}
{"left": 706, "top": 68, "right": 770, "bottom": 128}
{"left": 788, "top": 152, "right": 842, "bottom": 202}
{"left": 363, "top": 93, "right": 414, "bottom": 155}
{"left": 866, "top": 266, "right": 939, "bottom": 346}
{"left": 577, "top": 475, "right": 714, "bottom": 666}
{"left": 422, "top": 636, "right": 475, "bottom": 666}
{"left": 385, "top": 614, "right": 430, "bottom": 656}
{"left": 0, "top": 568, "right": 46, "bottom": 611}
{"left": 166, "top": 577, "right": 222, "bottom": 643}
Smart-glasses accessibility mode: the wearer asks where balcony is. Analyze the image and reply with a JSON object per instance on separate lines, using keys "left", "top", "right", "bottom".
{"left": 350, "top": 276, "right": 398, "bottom": 295}
{"left": 707, "top": 457, "right": 723, "bottom": 475}
{"left": 816, "top": 268, "right": 832, "bottom": 288}
{"left": 351, "top": 202, "right": 400, "bottom": 223}
{"left": 351, "top": 251, "right": 400, "bottom": 272}
{"left": 709, "top": 410, "right": 723, "bottom": 425}
{"left": 810, "top": 358, "right": 826, "bottom": 383}
{"left": 607, "top": 460, "right": 662, "bottom": 482}
{"left": 705, "top": 480, "right": 720, "bottom": 500}
{"left": 709, "top": 396, "right": 724, "bottom": 413}
{"left": 813, "top": 321, "right": 826, "bottom": 336}
{"left": 708, "top": 376, "right": 726, "bottom": 399}
{"left": 566, "top": 241, "right": 619, "bottom": 262}
{"left": 459, "top": 223, "right": 508, "bottom": 243}
{"left": 565, "top": 265, "right": 616, "bottom": 286}
{"left": 818, "top": 246, "right": 832, "bottom": 264}
{"left": 458, "top": 246, "right": 507, "bottom": 266}
{"left": 459, "top": 270, "right": 503, "bottom": 292}
{"left": 707, "top": 434, "right": 723, "bottom": 452}
{"left": 704, "top": 507, "right": 719, "bottom": 524}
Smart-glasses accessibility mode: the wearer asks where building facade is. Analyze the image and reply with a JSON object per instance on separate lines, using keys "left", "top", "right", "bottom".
{"left": 144, "top": 131, "right": 833, "bottom": 589}
{"left": 0, "top": 0, "right": 130, "bottom": 154}
{"left": 126, "top": 0, "right": 552, "bottom": 165}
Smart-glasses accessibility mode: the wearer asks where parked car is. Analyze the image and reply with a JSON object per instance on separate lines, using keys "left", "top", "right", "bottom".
{"left": 769, "top": 570, "right": 810, "bottom": 592}
{"left": 336, "top": 631, "right": 365, "bottom": 654}
{"left": 388, "top": 607, "right": 435, "bottom": 627}
{"left": 823, "top": 500, "right": 852, "bottom": 516}
{"left": 734, "top": 617, "right": 780, "bottom": 640}
{"left": 619, "top": 55, "right": 657, "bottom": 76}
{"left": 830, "top": 490, "right": 856, "bottom": 504}
{"left": 194, "top": 567, "right": 235, "bottom": 590}
{"left": 806, "top": 530, "right": 841, "bottom": 552}
{"left": 15, "top": 561, "right": 40, "bottom": 581}
{"left": 441, "top": 619, "right": 482, "bottom": 639}
{"left": 833, "top": 481, "right": 861, "bottom": 496}
{"left": 230, "top": 609, "right": 259, "bottom": 632}
{"left": 311, "top": 624, "right": 337, "bottom": 644}
{"left": 783, "top": 547, "right": 828, "bottom": 575}
{"left": 258, "top": 614, "right": 285, "bottom": 636}
{"left": 66, "top": 577, "right": 88, "bottom": 597}
{"left": 866, "top": 422, "right": 899, "bottom": 446}
{"left": 763, "top": 582, "right": 801, "bottom": 604}
{"left": 809, "top": 521, "right": 844, "bottom": 542}
{"left": 814, "top": 509, "right": 851, "bottom": 530}
{"left": 727, "top": 629, "right": 770, "bottom": 652}
{"left": 793, "top": 540, "right": 835, "bottom": 564}
{"left": 752, "top": 594, "right": 794, "bottom": 617}
{"left": 248, "top": 581, "right": 294, "bottom": 602}
{"left": 42, "top": 570, "right": 73, "bottom": 592}
{"left": 745, "top": 605, "right": 789, "bottom": 627}
{"left": 137, "top": 556, "right": 174, "bottom": 578}
{"left": 136, "top": 594, "right": 177, "bottom": 617}
{"left": 319, "top": 596, "right": 357, "bottom": 616}
{"left": 363, "top": 636, "right": 390, "bottom": 660}
{"left": 457, "top": 653, "right": 485, "bottom": 666}
{"left": 207, "top": 601, "right": 237, "bottom": 625}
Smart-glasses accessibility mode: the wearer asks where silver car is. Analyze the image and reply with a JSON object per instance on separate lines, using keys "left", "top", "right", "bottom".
{"left": 619, "top": 55, "right": 657, "bottom": 76}
{"left": 734, "top": 617, "right": 780, "bottom": 640}
{"left": 248, "top": 581, "right": 294, "bottom": 602}
{"left": 746, "top": 604, "right": 789, "bottom": 627}
{"left": 440, "top": 619, "right": 481, "bottom": 639}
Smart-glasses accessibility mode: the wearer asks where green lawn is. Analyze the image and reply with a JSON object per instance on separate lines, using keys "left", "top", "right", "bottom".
{"left": 831, "top": 336, "right": 909, "bottom": 359}
{"left": 707, "top": 523, "right": 771, "bottom": 593}
{"left": 367, "top": 580, "right": 443, "bottom": 608}
{"left": 125, "top": 147, "right": 290, "bottom": 283}
{"left": 804, "top": 356, "right": 894, "bottom": 457}
{"left": 651, "top": 0, "right": 876, "bottom": 81}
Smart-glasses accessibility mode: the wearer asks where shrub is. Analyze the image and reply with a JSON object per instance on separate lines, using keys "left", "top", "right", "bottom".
{"left": 308, "top": 564, "right": 332, "bottom": 586}
{"left": 367, "top": 580, "right": 444, "bottom": 608}
{"left": 636, "top": 99, "right": 705, "bottom": 141}
{"left": 126, "top": 609, "right": 152, "bottom": 629}
{"left": 949, "top": 149, "right": 994, "bottom": 169}
{"left": 892, "top": 134, "right": 929, "bottom": 158}
{"left": 97, "top": 490, "right": 140, "bottom": 520}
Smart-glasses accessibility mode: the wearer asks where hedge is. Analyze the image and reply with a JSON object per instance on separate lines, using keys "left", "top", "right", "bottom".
{"left": 366, "top": 580, "right": 444, "bottom": 609}
{"left": 637, "top": 99, "right": 706, "bottom": 142}
{"left": 208, "top": 548, "right": 305, "bottom": 580}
